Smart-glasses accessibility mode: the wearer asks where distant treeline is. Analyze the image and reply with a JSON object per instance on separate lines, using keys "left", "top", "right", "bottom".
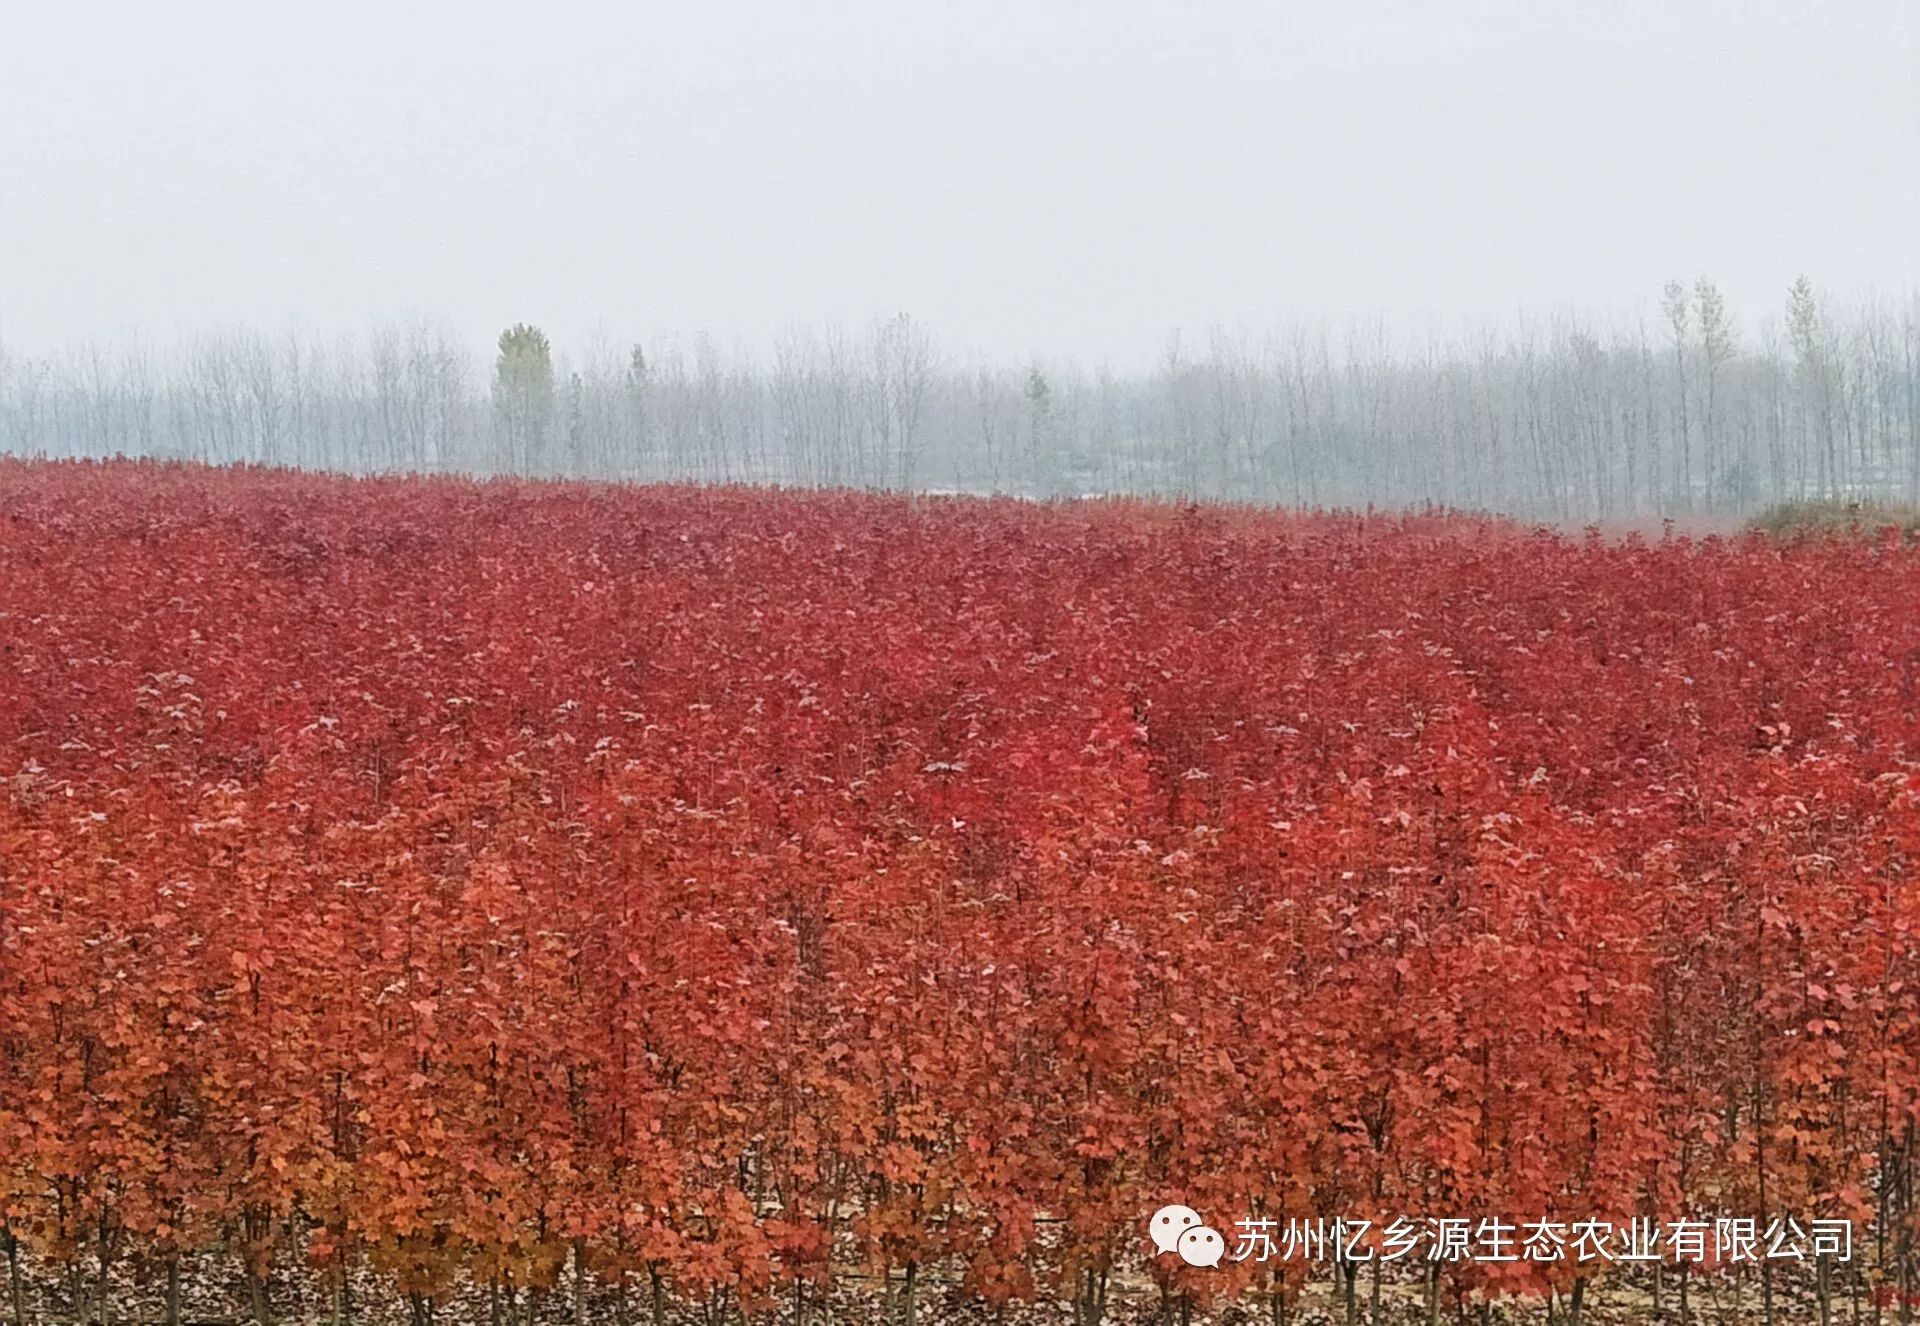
{"left": 2, "top": 279, "right": 1915, "bottom": 518}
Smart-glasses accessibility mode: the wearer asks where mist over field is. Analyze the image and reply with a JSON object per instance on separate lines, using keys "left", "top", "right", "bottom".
{"left": 2, "top": 288, "right": 1917, "bottom": 518}
{"left": 2, "top": 0, "right": 1915, "bottom": 519}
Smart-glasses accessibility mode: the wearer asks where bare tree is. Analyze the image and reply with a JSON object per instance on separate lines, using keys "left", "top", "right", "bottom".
{"left": 1694, "top": 279, "right": 1733, "bottom": 504}
{"left": 864, "top": 313, "right": 935, "bottom": 491}
{"left": 1662, "top": 279, "right": 1693, "bottom": 508}
{"left": 1787, "top": 276, "right": 1835, "bottom": 495}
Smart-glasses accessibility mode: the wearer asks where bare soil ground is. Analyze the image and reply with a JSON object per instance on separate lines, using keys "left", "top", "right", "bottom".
{"left": 3, "top": 1255, "right": 1864, "bottom": 1325}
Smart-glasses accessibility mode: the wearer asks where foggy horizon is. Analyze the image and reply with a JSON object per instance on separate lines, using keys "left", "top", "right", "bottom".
{"left": 2, "top": 281, "right": 1918, "bottom": 372}
{"left": 3, "top": 0, "right": 1915, "bottom": 368}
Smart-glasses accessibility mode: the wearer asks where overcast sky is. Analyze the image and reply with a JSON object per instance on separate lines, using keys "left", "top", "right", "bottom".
{"left": 2, "top": 0, "right": 1915, "bottom": 366}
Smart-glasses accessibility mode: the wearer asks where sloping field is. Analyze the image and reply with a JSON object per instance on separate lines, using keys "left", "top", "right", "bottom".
{"left": 3, "top": 460, "right": 1918, "bottom": 1324}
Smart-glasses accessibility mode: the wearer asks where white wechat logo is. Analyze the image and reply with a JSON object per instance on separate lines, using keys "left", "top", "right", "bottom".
{"left": 1178, "top": 1224, "right": 1226, "bottom": 1268}
{"left": 1149, "top": 1204, "right": 1224, "bottom": 1267}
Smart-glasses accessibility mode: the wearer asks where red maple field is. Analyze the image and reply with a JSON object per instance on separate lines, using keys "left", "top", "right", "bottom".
{"left": 4, "top": 459, "right": 1920, "bottom": 1324}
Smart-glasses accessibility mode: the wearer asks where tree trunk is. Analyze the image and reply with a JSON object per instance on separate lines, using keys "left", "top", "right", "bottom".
{"left": 1077, "top": 1266, "right": 1107, "bottom": 1326}
{"left": 246, "top": 1265, "right": 272, "bottom": 1326}
{"left": 5, "top": 1227, "right": 26, "bottom": 1326}
{"left": 94, "top": 1216, "right": 114, "bottom": 1326}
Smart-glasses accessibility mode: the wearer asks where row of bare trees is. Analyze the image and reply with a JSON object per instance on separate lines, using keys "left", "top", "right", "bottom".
{"left": 2, "top": 283, "right": 1915, "bottom": 517}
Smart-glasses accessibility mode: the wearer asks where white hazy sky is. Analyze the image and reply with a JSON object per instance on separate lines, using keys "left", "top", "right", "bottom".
{"left": 2, "top": 0, "right": 1915, "bottom": 366}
